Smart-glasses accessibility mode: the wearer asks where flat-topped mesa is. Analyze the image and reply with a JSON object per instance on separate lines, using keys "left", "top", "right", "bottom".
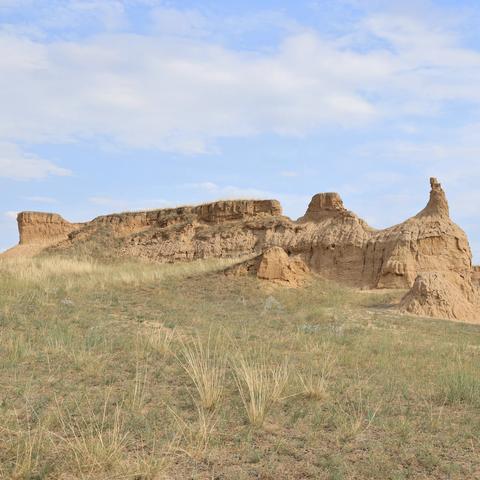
{"left": 416, "top": 177, "right": 450, "bottom": 218}
{"left": 17, "top": 200, "right": 283, "bottom": 246}
{"left": 298, "top": 192, "right": 347, "bottom": 222}
{"left": 90, "top": 199, "right": 283, "bottom": 229}
{"left": 17, "top": 212, "right": 81, "bottom": 245}
{"left": 193, "top": 199, "right": 282, "bottom": 223}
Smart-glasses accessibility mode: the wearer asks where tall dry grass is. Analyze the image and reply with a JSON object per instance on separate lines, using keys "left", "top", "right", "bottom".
{"left": 298, "top": 342, "right": 336, "bottom": 400}
{"left": 0, "top": 255, "right": 241, "bottom": 289}
{"left": 54, "top": 397, "right": 130, "bottom": 476}
{"left": 177, "top": 333, "right": 226, "bottom": 411}
{"left": 233, "top": 352, "right": 289, "bottom": 427}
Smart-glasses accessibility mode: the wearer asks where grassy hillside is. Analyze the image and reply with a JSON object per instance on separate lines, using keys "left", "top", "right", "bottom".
{"left": 1, "top": 255, "right": 480, "bottom": 479}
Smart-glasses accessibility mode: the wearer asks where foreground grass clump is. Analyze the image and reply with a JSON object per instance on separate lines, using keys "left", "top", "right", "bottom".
{"left": 1, "top": 254, "right": 480, "bottom": 478}
{"left": 178, "top": 333, "right": 226, "bottom": 411}
{"left": 298, "top": 342, "right": 336, "bottom": 400}
{"left": 233, "top": 351, "right": 289, "bottom": 427}
{"left": 439, "top": 357, "right": 480, "bottom": 407}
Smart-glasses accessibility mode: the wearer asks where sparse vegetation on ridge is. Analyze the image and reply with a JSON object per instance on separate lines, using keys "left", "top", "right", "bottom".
{"left": 2, "top": 255, "right": 480, "bottom": 479}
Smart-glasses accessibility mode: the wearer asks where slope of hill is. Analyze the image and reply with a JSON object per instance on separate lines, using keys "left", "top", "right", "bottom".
{"left": 1, "top": 255, "right": 480, "bottom": 479}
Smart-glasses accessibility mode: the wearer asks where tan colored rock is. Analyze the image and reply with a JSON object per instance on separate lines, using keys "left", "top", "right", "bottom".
{"left": 399, "top": 272, "right": 479, "bottom": 322}
{"left": 257, "top": 247, "right": 309, "bottom": 286}
{"left": 298, "top": 192, "right": 348, "bottom": 221}
{"left": 224, "top": 256, "right": 261, "bottom": 278}
{"left": 226, "top": 247, "right": 309, "bottom": 287}
{"left": 9, "top": 177, "right": 480, "bottom": 322}
{"left": 472, "top": 266, "right": 480, "bottom": 286}
{"left": 367, "top": 177, "right": 471, "bottom": 289}
{"left": 17, "top": 212, "right": 82, "bottom": 246}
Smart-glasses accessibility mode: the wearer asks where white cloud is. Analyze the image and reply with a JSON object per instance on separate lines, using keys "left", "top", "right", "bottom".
{"left": 185, "top": 182, "right": 273, "bottom": 199}
{"left": 0, "top": 143, "right": 71, "bottom": 180}
{"left": 23, "top": 196, "right": 57, "bottom": 203}
{"left": 0, "top": 1, "right": 128, "bottom": 32}
{"left": 184, "top": 181, "right": 310, "bottom": 218}
{"left": 356, "top": 123, "right": 480, "bottom": 184}
{"left": 0, "top": 6, "right": 479, "bottom": 156}
{"left": 88, "top": 195, "right": 174, "bottom": 212}
{"left": 151, "top": 7, "right": 208, "bottom": 37}
{"left": 280, "top": 171, "right": 299, "bottom": 177}
{"left": 4, "top": 210, "right": 18, "bottom": 219}
{"left": 0, "top": 24, "right": 385, "bottom": 154}
{"left": 88, "top": 196, "right": 121, "bottom": 206}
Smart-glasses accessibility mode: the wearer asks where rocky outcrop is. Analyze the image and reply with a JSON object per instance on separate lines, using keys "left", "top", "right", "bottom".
{"left": 226, "top": 247, "right": 310, "bottom": 287}
{"left": 363, "top": 178, "right": 471, "bottom": 289}
{"left": 17, "top": 200, "right": 282, "bottom": 246}
{"left": 10, "top": 178, "right": 480, "bottom": 322}
{"left": 94, "top": 199, "right": 282, "bottom": 231}
{"left": 17, "top": 212, "right": 82, "bottom": 246}
{"left": 472, "top": 266, "right": 480, "bottom": 286}
{"left": 298, "top": 192, "right": 349, "bottom": 222}
{"left": 399, "top": 272, "right": 479, "bottom": 322}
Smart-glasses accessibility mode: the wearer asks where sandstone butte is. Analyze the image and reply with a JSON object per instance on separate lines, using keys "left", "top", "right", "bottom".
{"left": 3, "top": 177, "right": 479, "bottom": 323}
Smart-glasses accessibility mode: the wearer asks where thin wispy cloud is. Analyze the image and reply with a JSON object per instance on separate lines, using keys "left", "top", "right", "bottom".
{"left": 23, "top": 196, "right": 57, "bottom": 203}
{"left": 2, "top": 3, "right": 480, "bottom": 157}
{"left": 0, "top": 143, "right": 71, "bottom": 180}
{"left": 4, "top": 211, "right": 18, "bottom": 219}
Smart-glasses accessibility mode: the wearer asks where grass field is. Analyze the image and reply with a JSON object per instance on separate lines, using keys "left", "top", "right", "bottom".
{"left": 1, "top": 255, "right": 480, "bottom": 479}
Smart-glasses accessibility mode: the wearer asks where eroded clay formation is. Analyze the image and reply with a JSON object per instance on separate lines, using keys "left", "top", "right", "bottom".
{"left": 9, "top": 178, "right": 480, "bottom": 322}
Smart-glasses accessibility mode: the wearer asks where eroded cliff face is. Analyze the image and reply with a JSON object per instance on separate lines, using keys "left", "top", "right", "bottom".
{"left": 16, "top": 200, "right": 283, "bottom": 251}
{"left": 473, "top": 266, "right": 480, "bottom": 286}
{"left": 364, "top": 178, "right": 472, "bottom": 289}
{"left": 17, "top": 212, "right": 82, "bottom": 246}
{"left": 14, "top": 179, "right": 472, "bottom": 288}
{"left": 11, "top": 178, "right": 479, "bottom": 321}
{"left": 88, "top": 199, "right": 282, "bottom": 235}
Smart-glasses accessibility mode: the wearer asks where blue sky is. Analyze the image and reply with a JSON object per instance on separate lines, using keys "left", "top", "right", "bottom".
{"left": 1, "top": 0, "right": 480, "bottom": 259}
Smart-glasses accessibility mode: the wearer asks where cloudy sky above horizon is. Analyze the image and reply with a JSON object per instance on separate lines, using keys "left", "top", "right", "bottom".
{"left": 1, "top": 0, "right": 480, "bottom": 258}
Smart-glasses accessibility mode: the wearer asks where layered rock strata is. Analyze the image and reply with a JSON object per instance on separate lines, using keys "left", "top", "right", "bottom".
{"left": 9, "top": 178, "right": 479, "bottom": 322}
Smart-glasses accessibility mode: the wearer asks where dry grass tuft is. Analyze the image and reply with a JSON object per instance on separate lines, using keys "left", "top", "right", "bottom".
{"left": 8, "top": 420, "right": 45, "bottom": 480}
{"left": 169, "top": 402, "right": 218, "bottom": 457}
{"left": 177, "top": 333, "right": 226, "bottom": 411}
{"left": 146, "top": 326, "right": 176, "bottom": 358}
{"left": 54, "top": 397, "right": 130, "bottom": 477}
{"left": 233, "top": 352, "right": 289, "bottom": 427}
{"left": 298, "top": 342, "right": 336, "bottom": 400}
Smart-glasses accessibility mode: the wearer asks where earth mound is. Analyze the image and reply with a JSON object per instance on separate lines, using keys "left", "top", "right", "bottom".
{"left": 399, "top": 272, "right": 479, "bottom": 322}
{"left": 226, "top": 247, "right": 310, "bottom": 287}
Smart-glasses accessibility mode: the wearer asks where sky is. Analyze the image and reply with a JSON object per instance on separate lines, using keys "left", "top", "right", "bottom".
{"left": 1, "top": 0, "right": 480, "bottom": 259}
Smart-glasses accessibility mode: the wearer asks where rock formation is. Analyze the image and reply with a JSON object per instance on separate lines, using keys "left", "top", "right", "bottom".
{"left": 472, "top": 266, "right": 480, "bottom": 286}
{"left": 399, "top": 272, "right": 479, "bottom": 322}
{"left": 17, "top": 212, "right": 81, "bottom": 246}
{"left": 226, "top": 247, "right": 310, "bottom": 287}
{"left": 7, "top": 177, "right": 480, "bottom": 322}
